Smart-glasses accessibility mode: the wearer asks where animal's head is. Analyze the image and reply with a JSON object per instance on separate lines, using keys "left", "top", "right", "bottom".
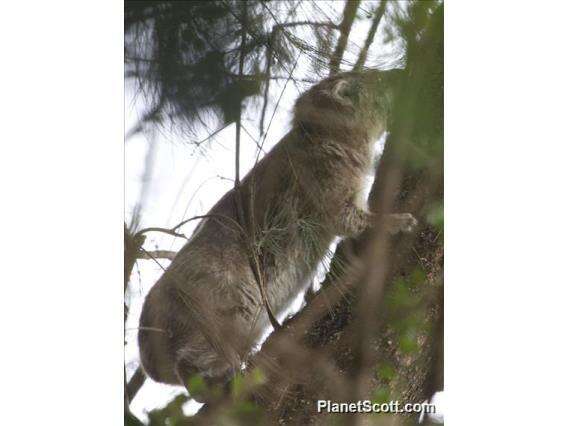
{"left": 293, "top": 69, "right": 402, "bottom": 141}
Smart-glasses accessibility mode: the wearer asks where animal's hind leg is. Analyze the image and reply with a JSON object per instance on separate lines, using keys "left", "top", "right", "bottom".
{"left": 175, "top": 357, "right": 201, "bottom": 399}
{"left": 175, "top": 360, "right": 234, "bottom": 404}
{"left": 175, "top": 343, "right": 238, "bottom": 403}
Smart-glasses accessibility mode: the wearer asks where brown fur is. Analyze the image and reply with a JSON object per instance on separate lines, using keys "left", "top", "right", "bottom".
{"left": 137, "top": 70, "right": 413, "bottom": 395}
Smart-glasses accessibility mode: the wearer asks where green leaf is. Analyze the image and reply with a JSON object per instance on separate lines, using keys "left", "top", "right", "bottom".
{"left": 372, "top": 386, "right": 391, "bottom": 404}
{"left": 376, "top": 363, "right": 396, "bottom": 382}
{"left": 250, "top": 367, "right": 267, "bottom": 386}
{"left": 186, "top": 375, "right": 207, "bottom": 400}
{"left": 409, "top": 268, "right": 427, "bottom": 287}
{"left": 426, "top": 202, "right": 444, "bottom": 230}
{"left": 231, "top": 372, "right": 245, "bottom": 398}
{"left": 399, "top": 329, "right": 419, "bottom": 354}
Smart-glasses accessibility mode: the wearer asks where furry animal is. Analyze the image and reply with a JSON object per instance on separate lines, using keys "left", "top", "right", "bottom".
{"left": 138, "top": 70, "right": 416, "bottom": 396}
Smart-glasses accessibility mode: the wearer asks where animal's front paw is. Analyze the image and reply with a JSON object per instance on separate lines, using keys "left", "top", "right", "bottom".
{"left": 386, "top": 213, "right": 418, "bottom": 235}
{"left": 336, "top": 203, "right": 373, "bottom": 237}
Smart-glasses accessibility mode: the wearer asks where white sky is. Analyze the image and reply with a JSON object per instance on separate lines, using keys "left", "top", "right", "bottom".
{"left": 124, "top": 1, "right": 442, "bottom": 423}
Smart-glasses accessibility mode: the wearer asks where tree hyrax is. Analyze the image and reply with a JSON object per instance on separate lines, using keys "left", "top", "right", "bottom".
{"left": 138, "top": 69, "right": 416, "bottom": 395}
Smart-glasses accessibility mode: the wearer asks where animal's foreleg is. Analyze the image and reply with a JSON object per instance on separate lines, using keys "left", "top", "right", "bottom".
{"left": 384, "top": 213, "right": 418, "bottom": 235}
{"left": 336, "top": 202, "right": 373, "bottom": 237}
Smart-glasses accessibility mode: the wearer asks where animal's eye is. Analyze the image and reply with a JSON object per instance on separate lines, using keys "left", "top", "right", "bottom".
{"left": 336, "top": 81, "right": 351, "bottom": 98}
{"left": 342, "top": 81, "right": 361, "bottom": 104}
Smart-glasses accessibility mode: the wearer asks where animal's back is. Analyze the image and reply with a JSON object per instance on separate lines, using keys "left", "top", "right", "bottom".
{"left": 138, "top": 70, "right": 392, "bottom": 391}
{"left": 138, "top": 131, "right": 335, "bottom": 385}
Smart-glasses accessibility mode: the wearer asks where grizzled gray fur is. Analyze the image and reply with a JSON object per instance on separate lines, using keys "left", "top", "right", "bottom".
{"left": 138, "top": 70, "right": 416, "bottom": 395}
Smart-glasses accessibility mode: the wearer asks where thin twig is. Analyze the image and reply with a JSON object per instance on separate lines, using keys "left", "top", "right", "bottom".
{"left": 126, "top": 367, "right": 146, "bottom": 404}
{"left": 135, "top": 213, "right": 245, "bottom": 241}
{"left": 255, "top": 53, "right": 301, "bottom": 166}
{"left": 232, "top": 0, "right": 281, "bottom": 331}
{"left": 134, "top": 226, "right": 187, "bottom": 240}
{"left": 192, "top": 122, "right": 231, "bottom": 147}
{"left": 137, "top": 250, "right": 177, "bottom": 261}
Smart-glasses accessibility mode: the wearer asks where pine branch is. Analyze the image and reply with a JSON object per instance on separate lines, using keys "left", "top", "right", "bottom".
{"left": 233, "top": 0, "right": 281, "bottom": 331}
{"left": 353, "top": 0, "right": 388, "bottom": 71}
{"left": 275, "top": 20, "right": 339, "bottom": 30}
{"left": 329, "top": 0, "right": 361, "bottom": 75}
{"left": 125, "top": 101, "right": 163, "bottom": 141}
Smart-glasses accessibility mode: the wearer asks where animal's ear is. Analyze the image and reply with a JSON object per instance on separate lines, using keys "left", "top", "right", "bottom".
{"left": 324, "top": 79, "right": 358, "bottom": 107}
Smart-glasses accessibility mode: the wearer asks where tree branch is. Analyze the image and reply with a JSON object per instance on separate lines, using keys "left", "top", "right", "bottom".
{"left": 275, "top": 20, "right": 339, "bottom": 30}
{"left": 353, "top": 0, "right": 387, "bottom": 71}
{"left": 191, "top": 122, "right": 231, "bottom": 147}
{"left": 135, "top": 213, "right": 246, "bottom": 242}
{"left": 137, "top": 250, "right": 177, "bottom": 261}
{"left": 126, "top": 367, "right": 146, "bottom": 404}
{"left": 134, "top": 226, "right": 188, "bottom": 240}
{"left": 233, "top": 0, "right": 281, "bottom": 331}
{"left": 125, "top": 101, "right": 163, "bottom": 141}
{"left": 329, "top": 0, "right": 361, "bottom": 75}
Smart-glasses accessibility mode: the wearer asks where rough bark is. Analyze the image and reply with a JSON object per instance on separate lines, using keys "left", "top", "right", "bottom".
{"left": 251, "top": 135, "right": 444, "bottom": 426}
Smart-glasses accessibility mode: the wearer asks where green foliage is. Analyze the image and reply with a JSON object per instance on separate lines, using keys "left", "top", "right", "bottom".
{"left": 426, "top": 201, "right": 444, "bottom": 231}
{"left": 376, "top": 362, "right": 396, "bottom": 383}
{"left": 231, "top": 371, "right": 245, "bottom": 399}
{"left": 125, "top": 0, "right": 294, "bottom": 134}
{"left": 250, "top": 367, "right": 267, "bottom": 387}
{"left": 386, "top": 270, "right": 428, "bottom": 314}
{"left": 147, "top": 394, "right": 190, "bottom": 426}
{"left": 227, "top": 400, "right": 266, "bottom": 425}
{"left": 143, "top": 370, "right": 268, "bottom": 425}
{"left": 125, "top": 410, "right": 145, "bottom": 426}
{"left": 399, "top": 328, "right": 419, "bottom": 354}
{"left": 372, "top": 385, "right": 391, "bottom": 405}
{"left": 388, "top": 1, "right": 443, "bottom": 175}
{"left": 377, "top": 0, "right": 443, "bottom": 367}
{"left": 384, "top": 267, "right": 435, "bottom": 359}
{"left": 231, "top": 367, "right": 266, "bottom": 400}
{"left": 186, "top": 374, "right": 208, "bottom": 401}
{"left": 409, "top": 268, "right": 427, "bottom": 287}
